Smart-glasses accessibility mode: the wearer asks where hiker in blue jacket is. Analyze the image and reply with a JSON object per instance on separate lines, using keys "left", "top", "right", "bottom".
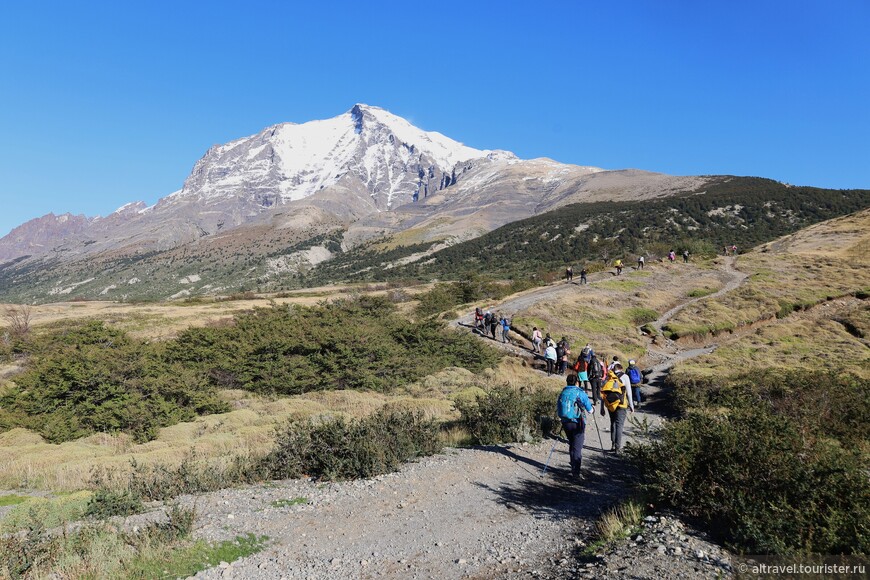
{"left": 557, "top": 374, "right": 594, "bottom": 480}
{"left": 501, "top": 315, "right": 511, "bottom": 344}
{"left": 627, "top": 359, "right": 643, "bottom": 407}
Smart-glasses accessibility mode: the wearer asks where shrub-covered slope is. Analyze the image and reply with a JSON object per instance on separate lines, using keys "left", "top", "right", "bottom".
{"left": 307, "top": 177, "right": 870, "bottom": 284}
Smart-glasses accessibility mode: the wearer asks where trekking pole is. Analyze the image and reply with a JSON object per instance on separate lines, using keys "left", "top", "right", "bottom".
{"left": 541, "top": 424, "right": 564, "bottom": 476}
{"left": 591, "top": 408, "right": 606, "bottom": 455}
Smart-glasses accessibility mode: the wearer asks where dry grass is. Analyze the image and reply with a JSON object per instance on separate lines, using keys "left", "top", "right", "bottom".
{"left": 675, "top": 299, "right": 870, "bottom": 382}
{"left": 666, "top": 210, "right": 870, "bottom": 339}
{"left": 0, "top": 283, "right": 434, "bottom": 341}
{"left": 594, "top": 499, "right": 645, "bottom": 544}
{"left": 512, "top": 263, "right": 727, "bottom": 367}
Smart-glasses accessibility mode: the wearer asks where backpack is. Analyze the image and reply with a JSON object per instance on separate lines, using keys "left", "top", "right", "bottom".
{"left": 601, "top": 372, "right": 626, "bottom": 412}
{"left": 557, "top": 385, "right": 582, "bottom": 421}
{"left": 573, "top": 358, "right": 586, "bottom": 373}
{"left": 581, "top": 346, "right": 592, "bottom": 363}
{"left": 589, "top": 358, "right": 603, "bottom": 379}
{"left": 555, "top": 346, "right": 565, "bottom": 360}
{"left": 627, "top": 366, "right": 642, "bottom": 385}
{"left": 484, "top": 313, "right": 492, "bottom": 325}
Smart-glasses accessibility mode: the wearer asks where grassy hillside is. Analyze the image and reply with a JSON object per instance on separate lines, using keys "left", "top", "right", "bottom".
{"left": 306, "top": 176, "right": 870, "bottom": 284}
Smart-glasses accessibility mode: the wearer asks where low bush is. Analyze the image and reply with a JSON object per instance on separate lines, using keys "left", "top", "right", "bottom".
{"left": 455, "top": 385, "right": 557, "bottom": 445}
{"left": 84, "top": 488, "right": 144, "bottom": 519}
{"left": 630, "top": 409, "right": 869, "bottom": 554}
{"left": 264, "top": 407, "right": 441, "bottom": 481}
{"left": 1, "top": 296, "right": 501, "bottom": 442}
{"left": 168, "top": 295, "right": 502, "bottom": 396}
{"left": 413, "top": 275, "right": 537, "bottom": 319}
{"left": 626, "top": 307, "right": 659, "bottom": 326}
{"left": 633, "top": 369, "right": 870, "bottom": 554}
{"left": 123, "top": 455, "right": 263, "bottom": 502}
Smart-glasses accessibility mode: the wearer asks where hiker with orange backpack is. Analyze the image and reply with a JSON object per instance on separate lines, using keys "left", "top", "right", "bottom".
{"left": 600, "top": 363, "right": 635, "bottom": 454}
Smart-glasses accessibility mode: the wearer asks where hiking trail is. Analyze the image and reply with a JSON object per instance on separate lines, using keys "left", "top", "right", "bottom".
{"left": 70, "top": 260, "right": 749, "bottom": 580}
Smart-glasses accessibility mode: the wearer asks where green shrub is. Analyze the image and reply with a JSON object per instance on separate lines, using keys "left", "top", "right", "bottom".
{"left": 630, "top": 409, "right": 870, "bottom": 554}
{"left": 84, "top": 488, "right": 144, "bottom": 519}
{"left": 413, "top": 275, "right": 535, "bottom": 319}
{"left": 168, "top": 296, "right": 501, "bottom": 396}
{"left": 124, "top": 454, "right": 263, "bottom": 502}
{"left": 626, "top": 307, "right": 659, "bottom": 326}
{"left": 633, "top": 369, "right": 870, "bottom": 555}
{"left": 1, "top": 296, "right": 501, "bottom": 442}
{"left": 455, "top": 385, "right": 557, "bottom": 445}
{"left": 0, "top": 321, "right": 229, "bottom": 443}
{"left": 264, "top": 408, "right": 441, "bottom": 481}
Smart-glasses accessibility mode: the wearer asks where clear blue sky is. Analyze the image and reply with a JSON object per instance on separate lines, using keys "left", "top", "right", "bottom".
{"left": 1, "top": 0, "right": 868, "bottom": 236}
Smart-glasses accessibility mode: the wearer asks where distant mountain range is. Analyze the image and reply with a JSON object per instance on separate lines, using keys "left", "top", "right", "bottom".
{"left": 1, "top": 104, "right": 865, "bottom": 303}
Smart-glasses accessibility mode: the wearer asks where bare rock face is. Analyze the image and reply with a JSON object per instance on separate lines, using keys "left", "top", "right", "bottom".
{"left": 0, "top": 213, "right": 91, "bottom": 263}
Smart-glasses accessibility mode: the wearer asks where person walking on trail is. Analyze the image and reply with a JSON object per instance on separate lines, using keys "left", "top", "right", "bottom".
{"left": 614, "top": 258, "right": 623, "bottom": 275}
{"left": 544, "top": 342, "right": 558, "bottom": 376}
{"left": 580, "top": 343, "right": 594, "bottom": 364}
{"left": 627, "top": 359, "right": 643, "bottom": 407}
{"left": 501, "top": 315, "right": 512, "bottom": 344}
{"left": 531, "top": 327, "right": 543, "bottom": 354}
{"left": 668, "top": 250, "right": 676, "bottom": 263}
{"left": 579, "top": 267, "right": 588, "bottom": 285}
{"left": 559, "top": 340, "right": 571, "bottom": 375}
{"left": 637, "top": 255, "right": 644, "bottom": 270}
{"left": 608, "top": 355, "right": 620, "bottom": 372}
{"left": 589, "top": 354, "right": 606, "bottom": 405}
{"left": 566, "top": 266, "right": 574, "bottom": 283}
{"left": 731, "top": 244, "right": 738, "bottom": 255}
{"left": 557, "top": 374, "right": 594, "bottom": 480}
{"left": 600, "top": 363, "right": 635, "bottom": 453}
{"left": 575, "top": 356, "right": 590, "bottom": 391}
{"left": 488, "top": 311, "right": 498, "bottom": 340}
{"left": 683, "top": 249, "right": 689, "bottom": 263}
{"left": 556, "top": 340, "right": 565, "bottom": 375}
{"left": 474, "top": 307, "right": 484, "bottom": 332}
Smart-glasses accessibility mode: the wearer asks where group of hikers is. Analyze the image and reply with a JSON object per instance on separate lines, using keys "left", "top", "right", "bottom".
{"left": 468, "top": 311, "right": 646, "bottom": 480}
{"left": 473, "top": 308, "right": 513, "bottom": 343}
{"left": 555, "top": 351, "right": 642, "bottom": 480}
{"left": 565, "top": 248, "right": 706, "bottom": 282}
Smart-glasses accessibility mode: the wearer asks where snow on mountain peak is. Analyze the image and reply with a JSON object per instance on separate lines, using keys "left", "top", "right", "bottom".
{"left": 176, "top": 105, "right": 511, "bottom": 210}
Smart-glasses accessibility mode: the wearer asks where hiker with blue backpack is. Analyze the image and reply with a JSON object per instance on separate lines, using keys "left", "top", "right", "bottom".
{"left": 501, "top": 315, "right": 512, "bottom": 344}
{"left": 557, "top": 374, "right": 594, "bottom": 480}
{"left": 627, "top": 359, "right": 643, "bottom": 407}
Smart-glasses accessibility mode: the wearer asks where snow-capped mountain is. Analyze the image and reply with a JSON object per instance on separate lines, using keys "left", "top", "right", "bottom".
{"left": 0, "top": 104, "right": 510, "bottom": 263}
{"left": 169, "top": 104, "right": 509, "bottom": 211}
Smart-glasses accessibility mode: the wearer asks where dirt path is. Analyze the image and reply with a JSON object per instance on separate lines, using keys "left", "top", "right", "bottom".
{"left": 178, "top": 262, "right": 753, "bottom": 579}
{"left": 650, "top": 256, "right": 748, "bottom": 335}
